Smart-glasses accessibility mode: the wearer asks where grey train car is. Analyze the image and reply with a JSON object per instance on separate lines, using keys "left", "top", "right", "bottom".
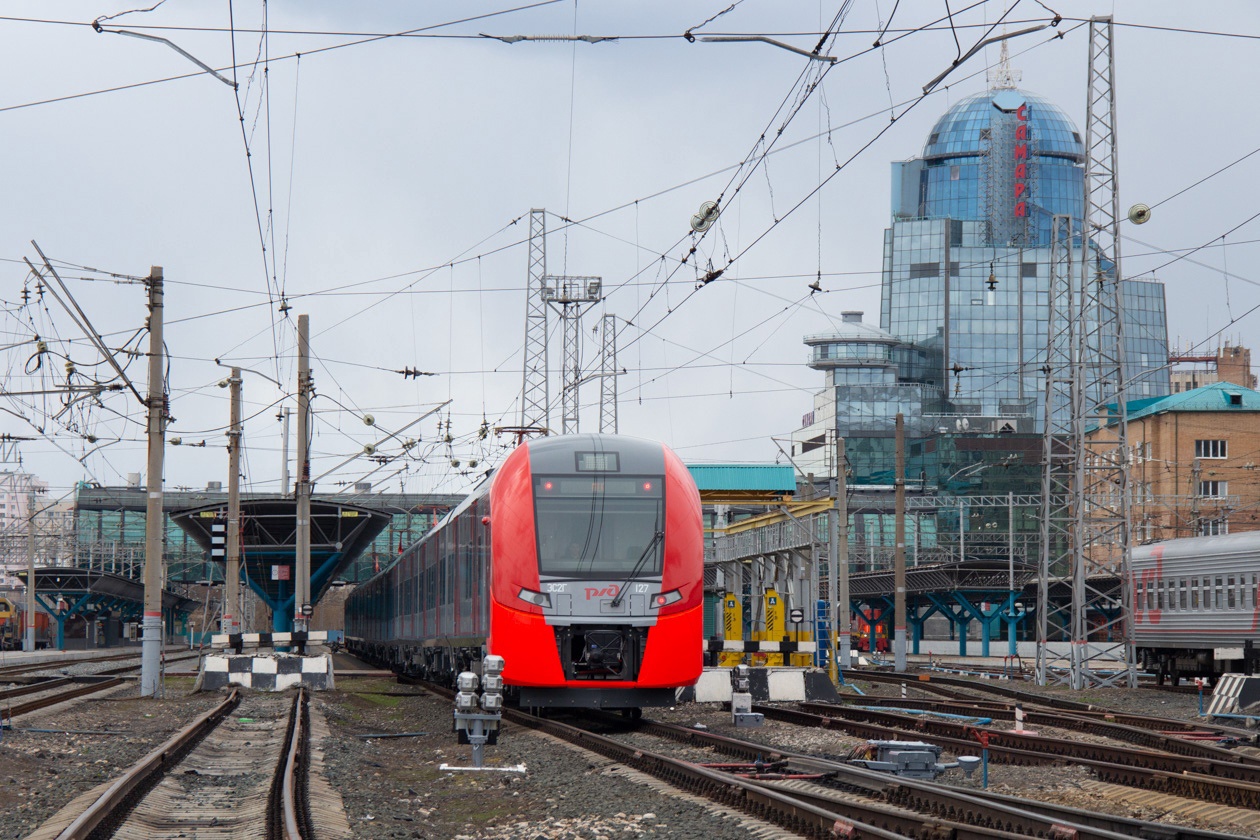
{"left": 1132, "top": 531, "right": 1260, "bottom": 684}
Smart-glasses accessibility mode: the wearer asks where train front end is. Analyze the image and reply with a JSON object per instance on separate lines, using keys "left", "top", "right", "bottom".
{"left": 487, "top": 434, "right": 703, "bottom": 709}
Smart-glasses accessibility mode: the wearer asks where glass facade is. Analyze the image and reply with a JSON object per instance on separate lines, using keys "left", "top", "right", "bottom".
{"left": 881, "top": 218, "right": 1170, "bottom": 426}
{"left": 918, "top": 90, "right": 1084, "bottom": 247}
{"left": 803, "top": 85, "right": 1170, "bottom": 504}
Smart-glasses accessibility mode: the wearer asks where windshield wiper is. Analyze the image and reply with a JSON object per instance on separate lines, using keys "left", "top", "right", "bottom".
{"left": 609, "top": 529, "right": 664, "bottom": 608}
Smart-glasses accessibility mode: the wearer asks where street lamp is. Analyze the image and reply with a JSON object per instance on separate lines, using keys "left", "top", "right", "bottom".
{"left": 214, "top": 358, "right": 281, "bottom": 388}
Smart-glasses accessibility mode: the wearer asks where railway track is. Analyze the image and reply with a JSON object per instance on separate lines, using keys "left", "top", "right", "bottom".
{"left": 840, "top": 694, "right": 1260, "bottom": 763}
{"left": 0, "top": 652, "right": 145, "bottom": 678}
{"left": 568, "top": 711, "right": 1253, "bottom": 840}
{"left": 395, "top": 673, "right": 1241, "bottom": 840}
{"left": 759, "top": 702, "right": 1260, "bottom": 811}
{"left": 2, "top": 653, "right": 205, "bottom": 722}
{"left": 851, "top": 669, "right": 1259, "bottom": 744}
{"left": 27, "top": 687, "right": 347, "bottom": 840}
{"left": 0, "top": 648, "right": 198, "bottom": 679}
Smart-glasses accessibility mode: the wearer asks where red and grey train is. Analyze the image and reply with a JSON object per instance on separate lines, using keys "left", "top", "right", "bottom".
{"left": 345, "top": 434, "right": 704, "bottom": 709}
{"left": 1132, "top": 530, "right": 1260, "bottom": 683}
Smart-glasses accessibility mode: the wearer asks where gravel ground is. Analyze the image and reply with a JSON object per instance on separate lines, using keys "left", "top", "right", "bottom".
{"left": 3, "top": 663, "right": 1255, "bottom": 839}
{"left": 318, "top": 677, "right": 782, "bottom": 840}
{"left": 0, "top": 675, "right": 223, "bottom": 840}
{"left": 645, "top": 669, "right": 1256, "bottom": 836}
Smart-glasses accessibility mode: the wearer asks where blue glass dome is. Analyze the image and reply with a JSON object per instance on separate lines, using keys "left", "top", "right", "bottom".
{"left": 923, "top": 89, "right": 1083, "bottom": 162}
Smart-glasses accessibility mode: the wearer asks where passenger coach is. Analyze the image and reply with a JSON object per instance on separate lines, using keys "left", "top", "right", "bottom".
{"left": 346, "top": 434, "right": 704, "bottom": 709}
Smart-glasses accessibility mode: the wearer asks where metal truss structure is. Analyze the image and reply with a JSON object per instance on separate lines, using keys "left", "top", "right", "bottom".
{"left": 1037, "top": 17, "right": 1136, "bottom": 689}
{"left": 520, "top": 209, "right": 550, "bottom": 435}
{"left": 599, "top": 314, "right": 618, "bottom": 434}
{"left": 544, "top": 276, "right": 602, "bottom": 435}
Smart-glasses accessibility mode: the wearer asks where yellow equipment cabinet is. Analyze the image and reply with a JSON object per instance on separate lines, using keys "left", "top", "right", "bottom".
{"left": 719, "top": 593, "right": 744, "bottom": 667}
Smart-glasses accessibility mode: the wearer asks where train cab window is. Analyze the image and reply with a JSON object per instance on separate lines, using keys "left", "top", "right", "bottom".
{"left": 534, "top": 475, "right": 664, "bottom": 578}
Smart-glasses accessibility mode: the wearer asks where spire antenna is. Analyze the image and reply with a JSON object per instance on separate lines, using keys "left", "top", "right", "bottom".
{"left": 987, "top": 36, "right": 1021, "bottom": 89}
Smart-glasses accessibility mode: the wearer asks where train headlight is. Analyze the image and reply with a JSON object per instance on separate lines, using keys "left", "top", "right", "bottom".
{"left": 650, "top": 588, "right": 684, "bottom": 609}
{"left": 518, "top": 588, "right": 552, "bottom": 608}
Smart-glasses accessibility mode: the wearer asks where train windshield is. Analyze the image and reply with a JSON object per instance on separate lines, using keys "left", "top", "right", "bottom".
{"left": 534, "top": 475, "right": 664, "bottom": 578}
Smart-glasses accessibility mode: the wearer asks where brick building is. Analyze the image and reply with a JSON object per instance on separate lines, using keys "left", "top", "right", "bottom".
{"left": 1090, "top": 383, "right": 1260, "bottom": 542}
{"left": 1169, "top": 342, "right": 1256, "bottom": 393}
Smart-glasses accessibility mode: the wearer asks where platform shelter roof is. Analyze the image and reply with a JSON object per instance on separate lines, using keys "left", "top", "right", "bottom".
{"left": 686, "top": 464, "right": 796, "bottom": 504}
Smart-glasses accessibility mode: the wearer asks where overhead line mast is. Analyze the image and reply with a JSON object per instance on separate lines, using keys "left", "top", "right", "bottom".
{"left": 1037, "top": 16, "right": 1136, "bottom": 690}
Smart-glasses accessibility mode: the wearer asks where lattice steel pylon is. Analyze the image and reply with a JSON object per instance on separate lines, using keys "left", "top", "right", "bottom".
{"left": 544, "top": 276, "right": 602, "bottom": 435}
{"left": 1036, "top": 17, "right": 1136, "bottom": 689}
{"left": 520, "top": 209, "right": 550, "bottom": 435}
{"left": 1037, "top": 215, "right": 1078, "bottom": 685}
{"left": 599, "top": 314, "right": 618, "bottom": 434}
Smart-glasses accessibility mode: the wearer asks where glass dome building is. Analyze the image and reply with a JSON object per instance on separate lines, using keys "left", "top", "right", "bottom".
{"left": 894, "top": 88, "right": 1085, "bottom": 248}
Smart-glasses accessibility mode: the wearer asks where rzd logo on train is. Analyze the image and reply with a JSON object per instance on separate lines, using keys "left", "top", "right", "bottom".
{"left": 585, "top": 585, "right": 620, "bottom": 600}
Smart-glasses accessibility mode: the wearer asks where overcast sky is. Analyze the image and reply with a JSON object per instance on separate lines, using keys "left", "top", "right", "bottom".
{"left": 0, "top": 1, "right": 1256, "bottom": 500}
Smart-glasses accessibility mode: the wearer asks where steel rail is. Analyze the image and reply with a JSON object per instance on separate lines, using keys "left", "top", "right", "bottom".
{"left": 825, "top": 696, "right": 1260, "bottom": 766}
{"left": 53, "top": 688, "right": 241, "bottom": 840}
{"left": 800, "top": 701, "right": 1260, "bottom": 781}
{"left": 0, "top": 652, "right": 141, "bottom": 677}
{"left": 0, "top": 676, "right": 75, "bottom": 701}
{"left": 280, "top": 687, "right": 310, "bottom": 840}
{"left": 852, "top": 669, "right": 1259, "bottom": 743}
{"left": 503, "top": 706, "right": 911, "bottom": 839}
{"left": 636, "top": 717, "right": 1250, "bottom": 840}
{"left": 757, "top": 703, "right": 1260, "bottom": 811}
{"left": 7, "top": 678, "right": 127, "bottom": 717}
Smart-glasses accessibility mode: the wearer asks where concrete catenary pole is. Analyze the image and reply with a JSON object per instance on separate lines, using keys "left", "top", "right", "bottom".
{"left": 294, "top": 315, "right": 312, "bottom": 636}
{"left": 141, "top": 266, "right": 166, "bottom": 697}
{"left": 225, "top": 368, "right": 242, "bottom": 637}
{"left": 24, "top": 487, "right": 36, "bottom": 651}
{"left": 894, "top": 412, "right": 907, "bottom": 672}
{"left": 832, "top": 433, "right": 851, "bottom": 679}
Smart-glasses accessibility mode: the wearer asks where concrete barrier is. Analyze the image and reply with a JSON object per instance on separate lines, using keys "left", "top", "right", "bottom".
{"left": 682, "top": 667, "right": 840, "bottom": 703}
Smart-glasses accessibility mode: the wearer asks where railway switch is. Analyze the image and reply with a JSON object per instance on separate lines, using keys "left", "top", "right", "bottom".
{"left": 846, "top": 740, "right": 974, "bottom": 780}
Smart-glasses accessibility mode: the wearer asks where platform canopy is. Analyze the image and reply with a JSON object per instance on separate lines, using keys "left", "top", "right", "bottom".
{"left": 686, "top": 464, "right": 797, "bottom": 504}
{"left": 18, "top": 568, "right": 197, "bottom": 649}
{"left": 172, "top": 499, "right": 390, "bottom": 630}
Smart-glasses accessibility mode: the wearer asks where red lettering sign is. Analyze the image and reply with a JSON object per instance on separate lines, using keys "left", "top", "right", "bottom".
{"left": 1012, "top": 103, "right": 1030, "bottom": 223}
{"left": 1132, "top": 546, "right": 1163, "bottom": 626}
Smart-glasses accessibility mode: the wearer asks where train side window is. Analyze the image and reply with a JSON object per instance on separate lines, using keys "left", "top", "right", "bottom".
{"left": 1179, "top": 579, "right": 1187, "bottom": 610}
{"left": 1216, "top": 577, "right": 1224, "bottom": 610}
{"left": 1228, "top": 576, "right": 1237, "bottom": 609}
{"left": 1190, "top": 579, "right": 1199, "bottom": 609}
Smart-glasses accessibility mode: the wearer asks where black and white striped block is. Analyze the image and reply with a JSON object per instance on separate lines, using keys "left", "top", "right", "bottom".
{"left": 705, "top": 639, "right": 818, "bottom": 654}
{"left": 202, "top": 653, "right": 335, "bottom": 691}
{"left": 210, "top": 631, "right": 331, "bottom": 649}
{"left": 683, "top": 666, "right": 840, "bottom": 703}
